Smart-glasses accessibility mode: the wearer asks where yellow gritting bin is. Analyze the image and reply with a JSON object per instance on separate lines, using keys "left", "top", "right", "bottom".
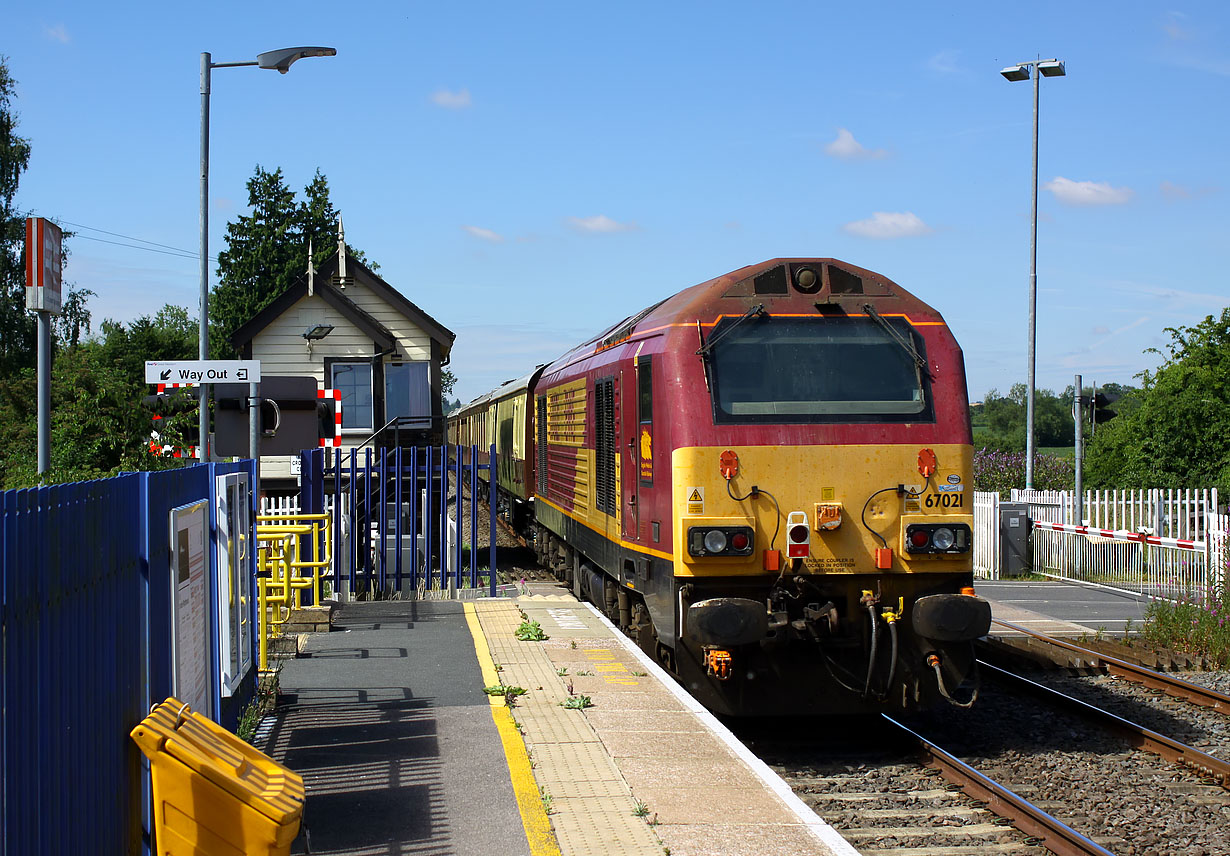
{"left": 130, "top": 697, "right": 305, "bottom": 856}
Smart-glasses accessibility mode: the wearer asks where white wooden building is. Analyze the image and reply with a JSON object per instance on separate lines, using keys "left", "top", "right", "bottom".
{"left": 230, "top": 223, "right": 455, "bottom": 488}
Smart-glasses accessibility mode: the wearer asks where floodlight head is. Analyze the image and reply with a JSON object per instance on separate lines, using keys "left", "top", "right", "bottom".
{"left": 1000, "top": 64, "right": 1030, "bottom": 82}
{"left": 257, "top": 46, "right": 337, "bottom": 74}
{"left": 1037, "top": 59, "right": 1066, "bottom": 77}
{"left": 303, "top": 323, "right": 335, "bottom": 340}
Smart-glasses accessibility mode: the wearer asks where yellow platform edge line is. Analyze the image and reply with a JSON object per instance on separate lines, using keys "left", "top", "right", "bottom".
{"left": 464, "top": 603, "right": 562, "bottom": 856}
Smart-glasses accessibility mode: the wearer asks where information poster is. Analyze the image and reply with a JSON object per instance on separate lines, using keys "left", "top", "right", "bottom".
{"left": 170, "top": 500, "right": 210, "bottom": 717}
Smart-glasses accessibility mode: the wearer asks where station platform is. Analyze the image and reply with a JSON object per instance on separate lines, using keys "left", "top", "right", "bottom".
{"left": 976, "top": 578, "right": 1152, "bottom": 637}
{"left": 258, "top": 588, "right": 857, "bottom": 856}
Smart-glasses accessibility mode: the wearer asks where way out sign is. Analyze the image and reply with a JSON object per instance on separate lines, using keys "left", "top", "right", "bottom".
{"left": 145, "top": 360, "right": 262, "bottom": 384}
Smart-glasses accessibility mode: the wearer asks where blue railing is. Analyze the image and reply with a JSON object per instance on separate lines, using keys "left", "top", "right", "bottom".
{"left": 1, "top": 461, "right": 256, "bottom": 856}
{"left": 299, "top": 444, "right": 498, "bottom": 598}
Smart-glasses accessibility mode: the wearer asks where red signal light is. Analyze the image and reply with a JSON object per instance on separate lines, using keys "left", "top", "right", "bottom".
{"left": 909, "top": 529, "right": 931, "bottom": 549}
{"left": 786, "top": 512, "right": 810, "bottom": 558}
{"left": 731, "top": 532, "right": 750, "bottom": 551}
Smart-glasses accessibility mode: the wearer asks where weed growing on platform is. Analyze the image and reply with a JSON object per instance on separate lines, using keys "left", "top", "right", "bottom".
{"left": 556, "top": 667, "right": 568, "bottom": 676}
{"left": 483, "top": 684, "right": 528, "bottom": 708}
{"left": 515, "top": 619, "right": 547, "bottom": 641}
{"left": 236, "top": 664, "right": 282, "bottom": 744}
{"left": 540, "top": 787, "right": 554, "bottom": 815}
{"left": 630, "top": 670, "right": 647, "bottom": 677}
{"left": 632, "top": 799, "right": 650, "bottom": 817}
{"left": 560, "top": 694, "right": 592, "bottom": 710}
{"left": 569, "top": 640, "right": 577, "bottom": 649}
{"left": 574, "top": 669, "right": 592, "bottom": 676}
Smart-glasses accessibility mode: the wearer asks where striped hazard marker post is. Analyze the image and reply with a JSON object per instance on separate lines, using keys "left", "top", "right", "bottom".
{"left": 319, "top": 388, "right": 342, "bottom": 447}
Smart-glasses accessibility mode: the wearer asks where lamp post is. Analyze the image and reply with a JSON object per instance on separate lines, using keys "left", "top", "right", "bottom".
{"left": 199, "top": 47, "right": 336, "bottom": 462}
{"left": 1000, "top": 57, "right": 1065, "bottom": 490}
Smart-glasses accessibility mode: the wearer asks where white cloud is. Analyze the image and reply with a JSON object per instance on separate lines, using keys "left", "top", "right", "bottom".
{"left": 824, "top": 128, "right": 887, "bottom": 160}
{"left": 44, "top": 23, "right": 70, "bottom": 43}
{"left": 1160, "top": 180, "right": 1191, "bottom": 199}
{"left": 842, "top": 211, "right": 932, "bottom": 239}
{"left": 565, "top": 215, "right": 638, "bottom": 234}
{"left": 430, "top": 88, "right": 472, "bottom": 109}
{"left": 462, "top": 225, "right": 504, "bottom": 243}
{"left": 1044, "top": 177, "right": 1134, "bottom": 206}
{"left": 928, "top": 50, "right": 961, "bottom": 74}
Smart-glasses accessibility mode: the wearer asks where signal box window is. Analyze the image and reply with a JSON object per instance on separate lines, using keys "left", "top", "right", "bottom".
{"left": 330, "top": 361, "right": 374, "bottom": 431}
{"left": 385, "top": 362, "right": 431, "bottom": 424}
{"left": 707, "top": 316, "right": 931, "bottom": 424}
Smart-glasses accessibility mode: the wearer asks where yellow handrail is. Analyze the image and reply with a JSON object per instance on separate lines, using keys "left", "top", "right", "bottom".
{"left": 254, "top": 513, "right": 332, "bottom": 671}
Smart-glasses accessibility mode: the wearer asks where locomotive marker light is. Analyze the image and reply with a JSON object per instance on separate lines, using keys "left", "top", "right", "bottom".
{"left": 786, "top": 511, "right": 810, "bottom": 558}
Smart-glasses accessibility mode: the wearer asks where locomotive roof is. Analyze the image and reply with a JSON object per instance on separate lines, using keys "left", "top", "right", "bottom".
{"left": 544, "top": 258, "right": 938, "bottom": 373}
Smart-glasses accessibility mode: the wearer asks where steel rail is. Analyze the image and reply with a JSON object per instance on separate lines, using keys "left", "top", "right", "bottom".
{"left": 992, "top": 618, "right": 1230, "bottom": 715}
{"left": 979, "top": 660, "right": 1230, "bottom": 787}
{"left": 880, "top": 714, "right": 1116, "bottom": 856}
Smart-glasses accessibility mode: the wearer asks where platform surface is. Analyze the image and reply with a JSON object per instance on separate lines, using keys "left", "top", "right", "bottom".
{"left": 261, "top": 600, "right": 533, "bottom": 856}
{"left": 258, "top": 591, "right": 857, "bottom": 856}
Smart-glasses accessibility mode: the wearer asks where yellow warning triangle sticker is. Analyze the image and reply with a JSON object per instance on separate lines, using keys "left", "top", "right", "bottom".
{"left": 688, "top": 489, "right": 703, "bottom": 502}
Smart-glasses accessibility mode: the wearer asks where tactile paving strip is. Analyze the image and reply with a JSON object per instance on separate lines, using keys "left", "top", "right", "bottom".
{"left": 474, "top": 600, "right": 663, "bottom": 855}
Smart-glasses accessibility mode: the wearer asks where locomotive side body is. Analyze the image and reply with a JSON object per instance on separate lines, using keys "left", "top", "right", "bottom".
{"left": 457, "top": 259, "right": 990, "bottom": 716}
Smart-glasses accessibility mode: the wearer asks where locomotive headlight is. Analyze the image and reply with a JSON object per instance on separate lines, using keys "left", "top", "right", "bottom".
{"left": 704, "top": 530, "right": 728, "bottom": 553}
{"left": 931, "top": 527, "right": 955, "bottom": 551}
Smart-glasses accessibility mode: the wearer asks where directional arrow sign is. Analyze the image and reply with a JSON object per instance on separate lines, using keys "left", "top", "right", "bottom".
{"left": 145, "top": 360, "right": 261, "bottom": 385}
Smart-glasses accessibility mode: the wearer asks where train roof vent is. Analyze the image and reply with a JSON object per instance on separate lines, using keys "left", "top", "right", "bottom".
{"left": 827, "top": 265, "right": 864, "bottom": 295}
{"left": 753, "top": 265, "right": 788, "bottom": 295}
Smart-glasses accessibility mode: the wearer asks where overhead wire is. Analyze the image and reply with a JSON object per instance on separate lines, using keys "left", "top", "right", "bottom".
{"left": 56, "top": 219, "right": 218, "bottom": 263}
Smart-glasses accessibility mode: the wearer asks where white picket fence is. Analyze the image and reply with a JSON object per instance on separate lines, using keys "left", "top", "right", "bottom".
{"left": 974, "top": 487, "right": 1227, "bottom": 599}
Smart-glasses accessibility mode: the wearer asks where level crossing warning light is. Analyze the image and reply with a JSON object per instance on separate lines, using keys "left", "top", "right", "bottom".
{"left": 786, "top": 511, "right": 810, "bottom": 558}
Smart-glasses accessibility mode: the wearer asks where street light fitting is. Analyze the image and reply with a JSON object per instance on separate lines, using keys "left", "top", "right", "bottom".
{"left": 1000, "top": 64, "right": 1030, "bottom": 82}
{"left": 256, "top": 46, "right": 338, "bottom": 74}
{"left": 1037, "top": 59, "right": 1066, "bottom": 77}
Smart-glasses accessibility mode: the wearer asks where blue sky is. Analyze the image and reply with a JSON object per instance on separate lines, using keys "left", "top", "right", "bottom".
{"left": 6, "top": 2, "right": 1228, "bottom": 406}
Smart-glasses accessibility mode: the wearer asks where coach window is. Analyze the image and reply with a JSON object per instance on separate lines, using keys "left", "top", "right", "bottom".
{"left": 328, "top": 360, "right": 374, "bottom": 432}
{"left": 637, "top": 355, "right": 653, "bottom": 486}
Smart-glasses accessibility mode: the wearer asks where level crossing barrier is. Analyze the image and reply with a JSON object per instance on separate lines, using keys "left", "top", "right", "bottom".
{"left": 1031, "top": 519, "right": 1212, "bottom": 600}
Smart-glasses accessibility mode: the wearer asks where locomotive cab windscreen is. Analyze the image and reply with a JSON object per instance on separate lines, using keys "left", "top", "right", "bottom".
{"left": 705, "top": 314, "right": 932, "bottom": 422}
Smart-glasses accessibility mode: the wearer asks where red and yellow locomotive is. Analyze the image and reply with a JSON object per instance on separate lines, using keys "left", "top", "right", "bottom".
{"left": 452, "top": 259, "right": 990, "bottom": 716}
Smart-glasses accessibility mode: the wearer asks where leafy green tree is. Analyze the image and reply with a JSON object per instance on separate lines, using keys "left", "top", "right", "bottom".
{"left": 0, "top": 305, "right": 198, "bottom": 488}
{"left": 0, "top": 56, "right": 35, "bottom": 378}
{"left": 211, "top": 166, "right": 374, "bottom": 358}
{"left": 1086, "top": 309, "right": 1230, "bottom": 489}
{"left": 979, "top": 383, "right": 1074, "bottom": 451}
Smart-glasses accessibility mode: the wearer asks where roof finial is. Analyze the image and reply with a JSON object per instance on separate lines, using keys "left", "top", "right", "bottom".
{"left": 307, "top": 238, "right": 315, "bottom": 297}
{"left": 337, "top": 216, "right": 347, "bottom": 282}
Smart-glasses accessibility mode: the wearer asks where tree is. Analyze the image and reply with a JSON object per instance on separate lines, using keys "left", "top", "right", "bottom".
{"left": 1086, "top": 309, "right": 1230, "bottom": 490}
{"left": 0, "top": 56, "right": 34, "bottom": 378}
{"left": 0, "top": 305, "right": 198, "bottom": 488}
{"left": 979, "top": 383, "right": 1073, "bottom": 451}
{"left": 211, "top": 166, "right": 374, "bottom": 358}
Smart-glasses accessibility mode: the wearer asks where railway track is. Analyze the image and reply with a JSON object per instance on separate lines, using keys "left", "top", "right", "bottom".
{"left": 755, "top": 653, "right": 1230, "bottom": 856}
{"left": 986, "top": 619, "right": 1230, "bottom": 715}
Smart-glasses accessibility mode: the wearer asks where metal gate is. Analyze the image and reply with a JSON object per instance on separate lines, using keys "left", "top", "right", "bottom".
{"left": 297, "top": 444, "right": 498, "bottom": 598}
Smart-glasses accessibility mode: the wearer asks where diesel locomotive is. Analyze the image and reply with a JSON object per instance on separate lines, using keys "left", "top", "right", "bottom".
{"left": 451, "top": 259, "right": 991, "bottom": 716}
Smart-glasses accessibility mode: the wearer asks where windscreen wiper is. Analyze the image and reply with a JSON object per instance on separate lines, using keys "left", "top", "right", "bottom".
{"left": 862, "top": 304, "right": 934, "bottom": 380}
{"left": 696, "top": 304, "right": 766, "bottom": 357}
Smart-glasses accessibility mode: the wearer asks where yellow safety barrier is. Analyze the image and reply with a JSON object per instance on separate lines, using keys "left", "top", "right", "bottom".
{"left": 255, "top": 513, "right": 331, "bottom": 671}
{"left": 131, "top": 697, "right": 305, "bottom": 856}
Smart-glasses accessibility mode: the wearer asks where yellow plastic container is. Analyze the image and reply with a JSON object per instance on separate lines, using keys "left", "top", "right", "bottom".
{"left": 130, "top": 697, "right": 305, "bottom": 856}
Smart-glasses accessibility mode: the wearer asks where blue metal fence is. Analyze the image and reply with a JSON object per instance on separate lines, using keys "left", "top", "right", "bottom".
{"left": 1, "top": 461, "right": 256, "bottom": 856}
{"left": 299, "top": 444, "right": 497, "bottom": 598}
